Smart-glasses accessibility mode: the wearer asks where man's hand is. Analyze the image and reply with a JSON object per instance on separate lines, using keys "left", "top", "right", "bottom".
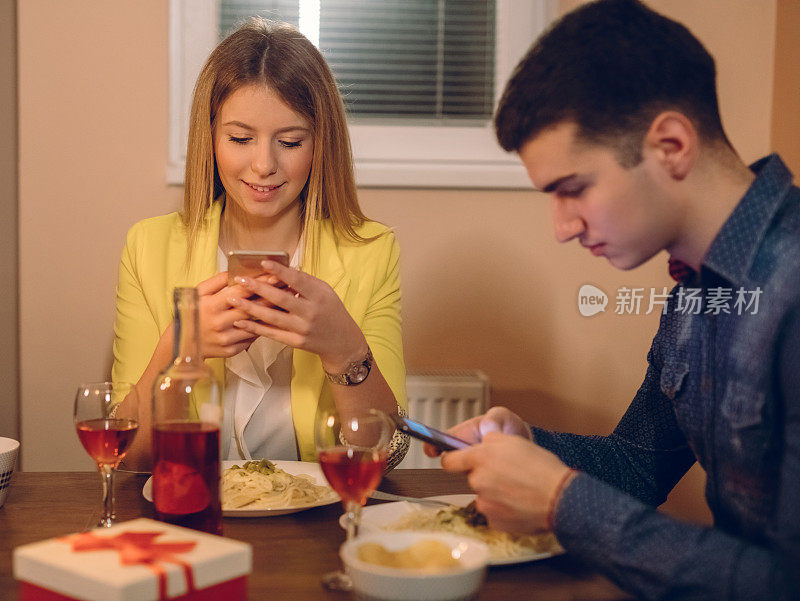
{"left": 440, "top": 432, "right": 573, "bottom": 534}
{"left": 423, "top": 406, "right": 532, "bottom": 457}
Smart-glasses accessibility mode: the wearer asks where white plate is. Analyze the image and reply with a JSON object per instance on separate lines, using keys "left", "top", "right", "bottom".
{"left": 350, "top": 493, "right": 562, "bottom": 566}
{"left": 143, "top": 460, "right": 340, "bottom": 517}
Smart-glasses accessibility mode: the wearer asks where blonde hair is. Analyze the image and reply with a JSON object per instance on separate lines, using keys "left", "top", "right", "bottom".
{"left": 182, "top": 18, "right": 371, "bottom": 271}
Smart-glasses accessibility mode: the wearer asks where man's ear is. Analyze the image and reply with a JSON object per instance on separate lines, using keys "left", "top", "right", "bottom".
{"left": 642, "top": 111, "right": 698, "bottom": 181}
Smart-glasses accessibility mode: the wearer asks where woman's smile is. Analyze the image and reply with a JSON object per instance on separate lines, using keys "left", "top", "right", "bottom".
{"left": 242, "top": 180, "right": 286, "bottom": 201}
{"left": 244, "top": 181, "right": 284, "bottom": 193}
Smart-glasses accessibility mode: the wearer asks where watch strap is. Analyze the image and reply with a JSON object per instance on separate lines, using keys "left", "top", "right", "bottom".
{"left": 324, "top": 348, "right": 374, "bottom": 386}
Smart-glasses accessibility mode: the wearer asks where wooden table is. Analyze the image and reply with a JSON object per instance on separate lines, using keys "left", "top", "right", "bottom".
{"left": 0, "top": 470, "right": 631, "bottom": 600}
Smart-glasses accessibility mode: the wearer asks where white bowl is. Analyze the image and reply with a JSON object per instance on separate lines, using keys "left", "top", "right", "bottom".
{"left": 340, "top": 530, "right": 489, "bottom": 601}
{"left": 0, "top": 437, "right": 20, "bottom": 508}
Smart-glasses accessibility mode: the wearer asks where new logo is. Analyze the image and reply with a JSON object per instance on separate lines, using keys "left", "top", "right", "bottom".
{"left": 578, "top": 284, "right": 608, "bottom": 316}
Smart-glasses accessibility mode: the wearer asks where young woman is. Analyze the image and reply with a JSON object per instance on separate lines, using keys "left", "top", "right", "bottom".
{"left": 112, "top": 18, "right": 407, "bottom": 469}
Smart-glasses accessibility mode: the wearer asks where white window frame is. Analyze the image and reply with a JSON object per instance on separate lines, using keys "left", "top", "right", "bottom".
{"left": 168, "top": 0, "right": 557, "bottom": 189}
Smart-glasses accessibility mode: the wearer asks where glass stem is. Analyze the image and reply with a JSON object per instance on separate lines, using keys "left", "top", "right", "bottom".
{"left": 344, "top": 500, "right": 362, "bottom": 541}
{"left": 99, "top": 464, "right": 115, "bottom": 527}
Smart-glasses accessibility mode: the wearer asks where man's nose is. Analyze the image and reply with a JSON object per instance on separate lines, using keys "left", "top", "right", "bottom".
{"left": 552, "top": 200, "right": 585, "bottom": 243}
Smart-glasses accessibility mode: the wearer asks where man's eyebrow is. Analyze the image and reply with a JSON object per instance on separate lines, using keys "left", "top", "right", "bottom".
{"left": 220, "top": 121, "right": 310, "bottom": 135}
{"left": 536, "top": 173, "right": 578, "bottom": 193}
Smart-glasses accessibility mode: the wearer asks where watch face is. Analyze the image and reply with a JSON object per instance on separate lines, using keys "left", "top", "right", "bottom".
{"left": 349, "top": 363, "right": 369, "bottom": 384}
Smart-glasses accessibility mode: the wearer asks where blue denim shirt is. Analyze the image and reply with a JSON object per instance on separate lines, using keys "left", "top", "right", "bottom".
{"left": 533, "top": 155, "right": 800, "bottom": 600}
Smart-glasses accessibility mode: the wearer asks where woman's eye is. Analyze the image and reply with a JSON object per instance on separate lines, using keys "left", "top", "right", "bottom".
{"left": 279, "top": 140, "right": 302, "bottom": 148}
{"left": 228, "top": 136, "right": 251, "bottom": 144}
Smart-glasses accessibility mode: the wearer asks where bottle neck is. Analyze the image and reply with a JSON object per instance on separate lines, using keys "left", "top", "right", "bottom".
{"left": 173, "top": 287, "right": 202, "bottom": 364}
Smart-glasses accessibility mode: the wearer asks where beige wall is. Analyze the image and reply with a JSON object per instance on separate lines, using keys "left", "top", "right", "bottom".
{"left": 771, "top": 0, "right": 800, "bottom": 177}
{"left": 0, "top": 0, "right": 18, "bottom": 442}
{"left": 15, "top": 0, "right": 791, "bottom": 523}
{"left": 18, "top": 1, "right": 181, "bottom": 471}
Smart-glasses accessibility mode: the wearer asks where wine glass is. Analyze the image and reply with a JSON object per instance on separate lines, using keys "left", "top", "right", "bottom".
{"left": 315, "top": 406, "right": 393, "bottom": 591}
{"left": 74, "top": 382, "right": 139, "bottom": 528}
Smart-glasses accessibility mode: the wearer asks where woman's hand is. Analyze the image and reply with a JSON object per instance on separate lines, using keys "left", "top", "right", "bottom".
{"left": 227, "top": 260, "right": 368, "bottom": 372}
{"left": 196, "top": 272, "right": 258, "bottom": 358}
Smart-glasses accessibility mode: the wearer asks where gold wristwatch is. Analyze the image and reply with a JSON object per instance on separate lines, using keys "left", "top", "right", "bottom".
{"left": 324, "top": 349, "right": 374, "bottom": 386}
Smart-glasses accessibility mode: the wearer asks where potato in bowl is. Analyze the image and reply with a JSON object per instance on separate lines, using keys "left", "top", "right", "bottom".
{"left": 340, "top": 531, "right": 489, "bottom": 601}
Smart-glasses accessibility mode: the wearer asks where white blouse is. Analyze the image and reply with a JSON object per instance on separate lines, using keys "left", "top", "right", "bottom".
{"left": 217, "top": 246, "right": 302, "bottom": 461}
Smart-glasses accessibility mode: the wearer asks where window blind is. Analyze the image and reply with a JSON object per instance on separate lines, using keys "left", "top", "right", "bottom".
{"left": 219, "top": 0, "right": 299, "bottom": 36}
{"left": 218, "top": 0, "right": 496, "bottom": 124}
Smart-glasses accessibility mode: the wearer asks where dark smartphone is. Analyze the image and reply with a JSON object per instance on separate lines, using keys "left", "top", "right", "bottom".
{"left": 227, "top": 250, "right": 290, "bottom": 286}
{"left": 391, "top": 415, "right": 470, "bottom": 451}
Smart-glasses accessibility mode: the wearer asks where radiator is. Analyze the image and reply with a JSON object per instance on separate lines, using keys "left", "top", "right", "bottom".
{"left": 396, "top": 370, "right": 490, "bottom": 469}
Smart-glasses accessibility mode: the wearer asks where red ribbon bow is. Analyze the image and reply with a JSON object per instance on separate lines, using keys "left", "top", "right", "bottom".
{"left": 63, "top": 531, "right": 197, "bottom": 601}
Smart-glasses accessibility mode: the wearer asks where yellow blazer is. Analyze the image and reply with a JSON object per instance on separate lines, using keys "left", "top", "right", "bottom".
{"left": 111, "top": 202, "right": 407, "bottom": 461}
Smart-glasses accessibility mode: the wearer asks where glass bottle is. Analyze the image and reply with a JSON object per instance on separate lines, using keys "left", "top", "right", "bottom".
{"left": 151, "top": 287, "right": 222, "bottom": 534}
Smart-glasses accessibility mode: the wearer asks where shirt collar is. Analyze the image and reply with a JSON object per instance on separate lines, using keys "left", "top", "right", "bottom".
{"left": 701, "top": 154, "right": 795, "bottom": 287}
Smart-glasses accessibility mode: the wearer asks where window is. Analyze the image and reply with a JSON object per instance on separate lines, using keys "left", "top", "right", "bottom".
{"left": 169, "top": 0, "right": 555, "bottom": 188}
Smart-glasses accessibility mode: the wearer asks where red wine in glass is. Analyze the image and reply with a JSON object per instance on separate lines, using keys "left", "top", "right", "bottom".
{"left": 318, "top": 448, "right": 386, "bottom": 506}
{"left": 314, "top": 408, "right": 393, "bottom": 591}
{"left": 76, "top": 418, "right": 138, "bottom": 467}
{"left": 152, "top": 421, "right": 221, "bottom": 535}
{"left": 74, "top": 382, "right": 138, "bottom": 528}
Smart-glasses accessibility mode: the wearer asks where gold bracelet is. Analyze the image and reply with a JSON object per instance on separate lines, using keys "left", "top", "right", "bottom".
{"left": 335, "top": 406, "right": 410, "bottom": 473}
{"left": 384, "top": 406, "right": 410, "bottom": 473}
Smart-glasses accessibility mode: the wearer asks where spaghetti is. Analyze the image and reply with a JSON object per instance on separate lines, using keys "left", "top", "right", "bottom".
{"left": 386, "top": 501, "right": 561, "bottom": 560}
{"left": 221, "top": 460, "right": 337, "bottom": 510}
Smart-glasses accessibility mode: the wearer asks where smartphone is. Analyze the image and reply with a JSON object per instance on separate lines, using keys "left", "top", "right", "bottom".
{"left": 227, "top": 250, "right": 290, "bottom": 286}
{"left": 391, "top": 415, "right": 470, "bottom": 451}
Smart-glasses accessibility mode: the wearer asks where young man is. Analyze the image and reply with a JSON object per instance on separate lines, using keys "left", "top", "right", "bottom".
{"left": 430, "top": 1, "right": 800, "bottom": 599}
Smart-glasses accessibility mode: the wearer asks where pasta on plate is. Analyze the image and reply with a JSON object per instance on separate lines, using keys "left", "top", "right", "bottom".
{"left": 387, "top": 501, "right": 562, "bottom": 560}
{"left": 221, "top": 459, "right": 337, "bottom": 510}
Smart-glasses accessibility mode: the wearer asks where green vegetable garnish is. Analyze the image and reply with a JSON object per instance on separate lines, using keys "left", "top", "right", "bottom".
{"left": 242, "top": 459, "right": 276, "bottom": 475}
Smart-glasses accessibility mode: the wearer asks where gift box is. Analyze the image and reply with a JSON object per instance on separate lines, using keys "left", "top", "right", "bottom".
{"left": 13, "top": 518, "right": 251, "bottom": 601}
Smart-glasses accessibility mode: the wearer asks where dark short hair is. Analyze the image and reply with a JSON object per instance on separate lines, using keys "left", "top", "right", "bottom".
{"left": 494, "top": 0, "right": 730, "bottom": 165}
